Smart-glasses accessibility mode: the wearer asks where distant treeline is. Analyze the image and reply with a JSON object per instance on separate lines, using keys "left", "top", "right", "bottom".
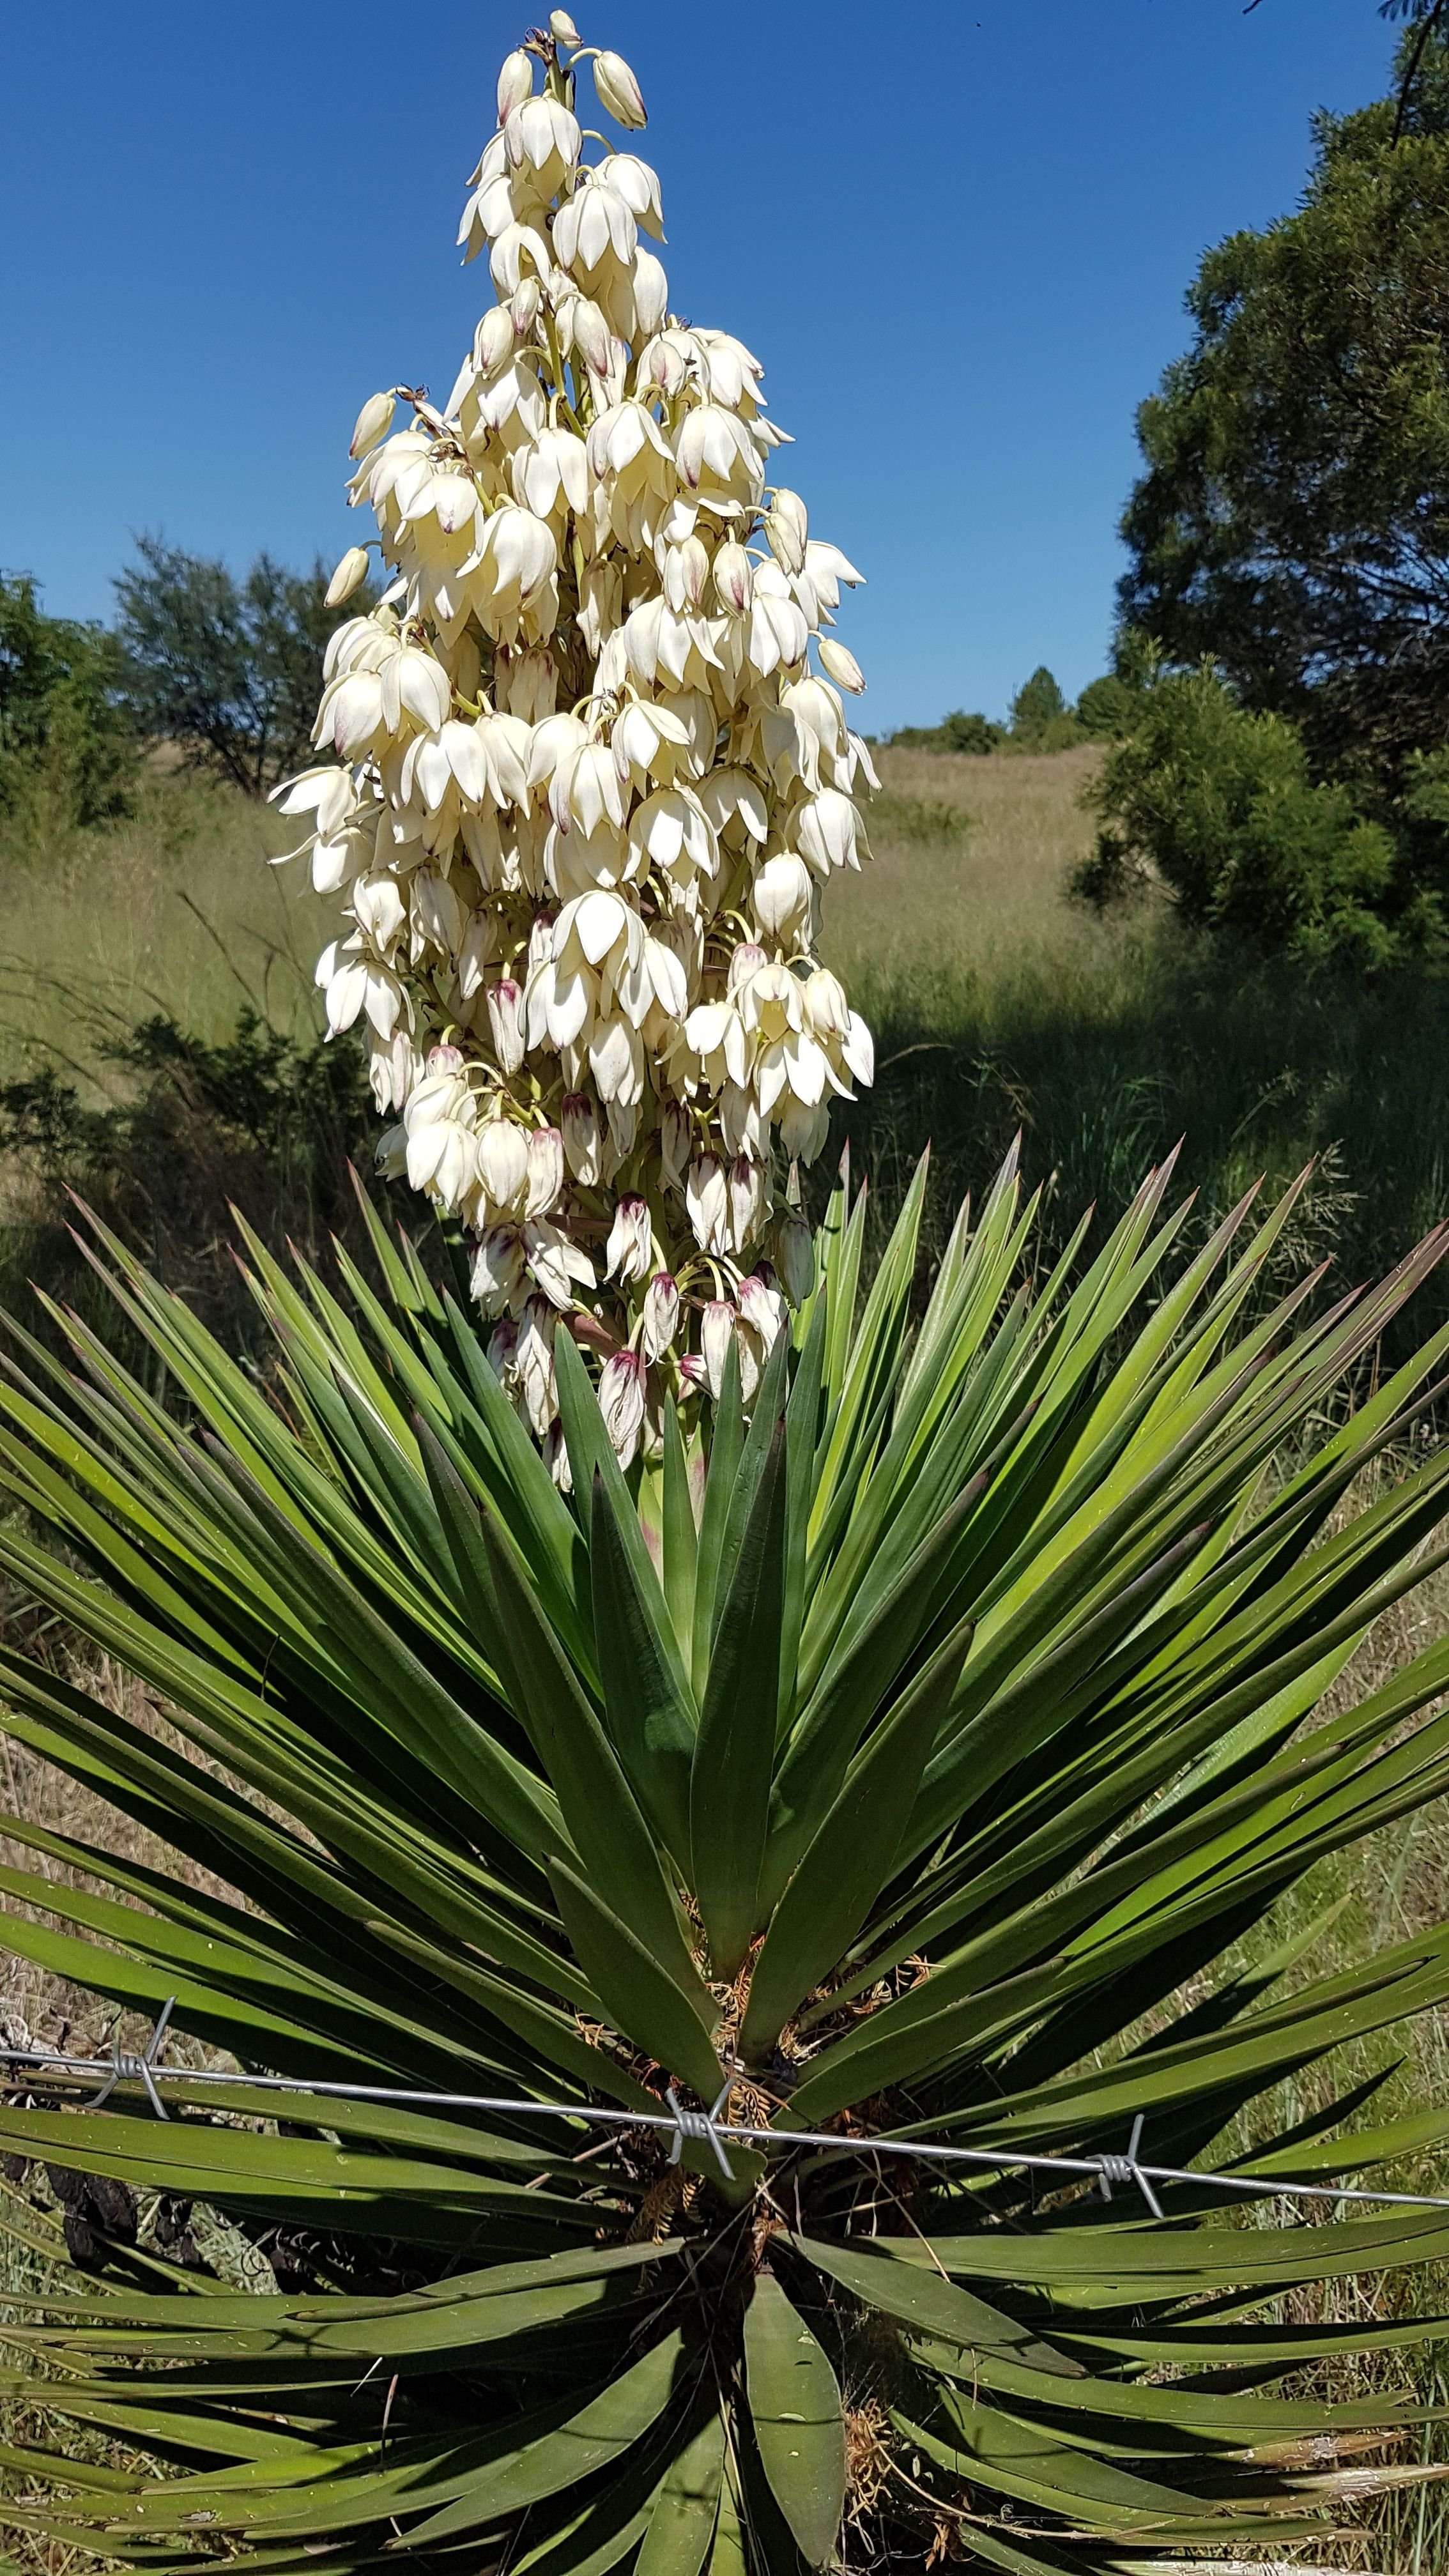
{"left": 885, "top": 665, "right": 1135, "bottom": 758}
{"left": 0, "top": 539, "right": 377, "bottom": 841}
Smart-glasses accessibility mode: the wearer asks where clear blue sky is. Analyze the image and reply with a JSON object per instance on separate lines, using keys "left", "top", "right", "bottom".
{"left": 0, "top": 1, "right": 1394, "bottom": 733}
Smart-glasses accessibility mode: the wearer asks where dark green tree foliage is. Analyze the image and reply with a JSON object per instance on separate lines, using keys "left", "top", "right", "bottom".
{"left": 0, "top": 572, "right": 135, "bottom": 829}
{"left": 1119, "top": 22, "right": 1449, "bottom": 795}
{"left": 114, "top": 536, "right": 372, "bottom": 796}
{"left": 1078, "top": 661, "right": 1424, "bottom": 965}
{"left": 889, "top": 709, "right": 1004, "bottom": 753}
{"left": 1073, "top": 672, "right": 1139, "bottom": 738}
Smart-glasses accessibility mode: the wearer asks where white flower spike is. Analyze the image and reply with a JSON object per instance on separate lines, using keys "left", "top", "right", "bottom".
{"left": 278, "top": 16, "right": 873, "bottom": 1454}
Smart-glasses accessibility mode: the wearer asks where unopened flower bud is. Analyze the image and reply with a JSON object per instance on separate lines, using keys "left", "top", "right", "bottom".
{"left": 426, "top": 1042, "right": 466, "bottom": 1076}
{"left": 686, "top": 1153, "right": 728, "bottom": 1254}
{"left": 476, "top": 1116, "right": 530, "bottom": 1211}
{"left": 737, "top": 1271, "right": 785, "bottom": 1350}
{"left": 562, "top": 1091, "right": 603, "bottom": 1185}
{"left": 497, "top": 47, "right": 533, "bottom": 121}
{"left": 549, "top": 9, "right": 581, "bottom": 45}
{"left": 349, "top": 390, "right": 395, "bottom": 458}
{"left": 526, "top": 1124, "right": 565, "bottom": 1216}
{"left": 510, "top": 277, "right": 542, "bottom": 338}
{"left": 777, "top": 1204, "right": 815, "bottom": 1305}
{"left": 765, "top": 489, "right": 808, "bottom": 576}
{"left": 487, "top": 1317, "right": 519, "bottom": 1379}
{"left": 472, "top": 1225, "right": 526, "bottom": 1315}
{"left": 605, "top": 1192, "right": 654, "bottom": 1284}
{"left": 570, "top": 297, "right": 613, "bottom": 374}
{"left": 802, "top": 965, "right": 850, "bottom": 1038}
{"left": 713, "top": 540, "right": 753, "bottom": 617}
{"left": 544, "top": 1418, "right": 573, "bottom": 1491}
{"left": 728, "top": 939, "right": 767, "bottom": 994}
{"left": 593, "top": 49, "right": 647, "bottom": 128}
{"left": 486, "top": 978, "right": 525, "bottom": 1075}
{"left": 660, "top": 1097, "right": 691, "bottom": 1188}
{"left": 642, "top": 1271, "right": 680, "bottom": 1359}
{"left": 817, "top": 638, "right": 865, "bottom": 694}
{"left": 476, "top": 306, "right": 515, "bottom": 376}
{"left": 728, "top": 1154, "right": 766, "bottom": 1252}
{"left": 599, "top": 1348, "right": 647, "bottom": 1467}
{"left": 701, "top": 1300, "right": 736, "bottom": 1400}
{"left": 516, "top": 1294, "right": 558, "bottom": 1435}
{"left": 325, "top": 546, "right": 371, "bottom": 610}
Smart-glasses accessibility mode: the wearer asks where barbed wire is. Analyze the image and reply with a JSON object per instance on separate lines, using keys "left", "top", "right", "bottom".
{"left": 3, "top": 2011, "right": 1448, "bottom": 2221}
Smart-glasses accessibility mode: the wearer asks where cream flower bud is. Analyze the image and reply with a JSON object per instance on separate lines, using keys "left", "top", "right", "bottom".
{"left": 803, "top": 966, "right": 850, "bottom": 1038}
{"left": 701, "top": 1300, "right": 736, "bottom": 1400}
{"left": 660, "top": 1097, "right": 691, "bottom": 1188}
{"left": 510, "top": 276, "right": 543, "bottom": 337}
{"left": 599, "top": 1348, "right": 647, "bottom": 1467}
{"left": 777, "top": 1204, "right": 815, "bottom": 1305}
{"left": 686, "top": 1153, "right": 728, "bottom": 1254}
{"left": 737, "top": 1271, "right": 786, "bottom": 1350}
{"left": 550, "top": 9, "right": 581, "bottom": 43}
{"left": 593, "top": 49, "right": 647, "bottom": 128}
{"left": 475, "top": 305, "right": 515, "bottom": 376}
{"left": 632, "top": 249, "right": 669, "bottom": 339}
{"left": 487, "top": 1317, "right": 519, "bottom": 1379}
{"left": 751, "top": 852, "right": 813, "bottom": 941}
{"left": 714, "top": 541, "right": 753, "bottom": 617}
{"left": 562, "top": 1091, "right": 603, "bottom": 1185}
{"left": 516, "top": 1294, "right": 558, "bottom": 1436}
{"left": 325, "top": 546, "right": 371, "bottom": 610}
{"left": 728, "top": 939, "right": 767, "bottom": 995}
{"left": 569, "top": 296, "right": 613, "bottom": 375}
{"left": 526, "top": 1124, "right": 565, "bottom": 1216}
{"left": 728, "top": 1154, "right": 766, "bottom": 1252}
{"left": 605, "top": 1192, "right": 654, "bottom": 1284}
{"left": 766, "top": 489, "right": 808, "bottom": 576}
{"left": 350, "top": 390, "right": 395, "bottom": 457}
{"left": 427, "top": 1041, "right": 466, "bottom": 1075}
{"left": 817, "top": 637, "right": 866, "bottom": 694}
{"left": 476, "top": 1116, "right": 530, "bottom": 1211}
{"left": 497, "top": 48, "right": 533, "bottom": 121}
{"left": 471, "top": 1224, "right": 526, "bottom": 1314}
{"left": 642, "top": 1271, "right": 680, "bottom": 1360}
{"left": 486, "top": 979, "right": 526, "bottom": 1075}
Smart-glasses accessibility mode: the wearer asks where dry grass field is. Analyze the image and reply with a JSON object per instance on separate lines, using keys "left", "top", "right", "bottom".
{"left": 825, "top": 742, "right": 1108, "bottom": 995}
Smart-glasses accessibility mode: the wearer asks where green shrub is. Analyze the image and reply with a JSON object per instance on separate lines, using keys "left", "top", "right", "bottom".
{"left": 0, "top": 1008, "right": 377, "bottom": 1363}
{"left": 868, "top": 792, "right": 974, "bottom": 843}
{"left": 0, "top": 572, "right": 135, "bottom": 836}
{"left": 1078, "top": 660, "right": 1426, "bottom": 964}
{"left": 889, "top": 709, "right": 1004, "bottom": 754}
{"left": 1074, "top": 671, "right": 1139, "bottom": 739}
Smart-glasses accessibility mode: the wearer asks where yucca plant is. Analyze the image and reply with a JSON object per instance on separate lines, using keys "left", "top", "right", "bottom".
{"left": 3, "top": 1151, "right": 1449, "bottom": 2569}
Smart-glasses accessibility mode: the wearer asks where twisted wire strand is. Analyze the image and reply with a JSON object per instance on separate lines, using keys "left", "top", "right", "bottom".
{"left": 2, "top": 2018, "right": 1446, "bottom": 2220}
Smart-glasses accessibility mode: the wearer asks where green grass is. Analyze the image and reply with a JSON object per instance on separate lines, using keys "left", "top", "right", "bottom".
{"left": 0, "top": 764, "right": 329, "bottom": 1091}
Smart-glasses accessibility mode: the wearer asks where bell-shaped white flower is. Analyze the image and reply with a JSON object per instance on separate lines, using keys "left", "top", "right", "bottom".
{"left": 751, "top": 852, "right": 813, "bottom": 943}
{"left": 686, "top": 1153, "right": 730, "bottom": 1255}
{"left": 605, "top": 1192, "right": 654, "bottom": 1285}
{"left": 641, "top": 1271, "right": 680, "bottom": 1360}
{"left": 599, "top": 1348, "right": 647, "bottom": 1466}
{"left": 526, "top": 1124, "right": 565, "bottom": 1216}
{"left": 700, "top": 1298, "right": 736, "bottom": 1400}
{"left": 561, "top": 1091, "right": 604, "bottom": 1185}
